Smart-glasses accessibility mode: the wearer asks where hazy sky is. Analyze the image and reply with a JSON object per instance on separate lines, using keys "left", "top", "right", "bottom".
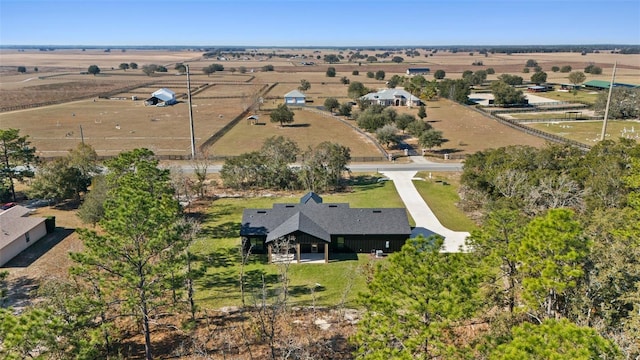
{"left": 1, "top": 0, "right": 639, "bottom": 46}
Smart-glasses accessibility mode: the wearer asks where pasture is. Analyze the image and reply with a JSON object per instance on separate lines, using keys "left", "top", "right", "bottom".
{"left": 527, "top": 120, "right": 640, "bottom": 144}
{"left": 1, "top": 48, "right": 638, "bottom": 159}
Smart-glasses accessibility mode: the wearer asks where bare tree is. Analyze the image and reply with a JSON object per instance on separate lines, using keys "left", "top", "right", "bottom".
{"left": 191, "top": 152, "right": 211, "bottom": 199}
{"left": 239, "top": 237, "right": 253, "bottom": 307}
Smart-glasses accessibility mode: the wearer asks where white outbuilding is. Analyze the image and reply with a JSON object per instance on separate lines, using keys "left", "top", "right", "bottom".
{"left": 145, "top": 88, "right": 177, "bottom": 106}
{"left": 0, "top": 205, "right": 48, "bottom": 266}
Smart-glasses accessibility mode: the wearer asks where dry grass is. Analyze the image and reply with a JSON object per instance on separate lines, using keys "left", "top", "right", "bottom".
{"left": 210, "top": 108, "right": 381, "bottom": 157}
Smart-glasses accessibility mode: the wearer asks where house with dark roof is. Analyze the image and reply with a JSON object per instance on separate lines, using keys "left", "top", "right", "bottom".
{"left": 240, "top": 192, "right": 412, "bottom": 263}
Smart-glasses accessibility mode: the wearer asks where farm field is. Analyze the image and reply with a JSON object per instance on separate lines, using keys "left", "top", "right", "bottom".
{"left": 1, "top": 48, "right": 638, "bottom": 159}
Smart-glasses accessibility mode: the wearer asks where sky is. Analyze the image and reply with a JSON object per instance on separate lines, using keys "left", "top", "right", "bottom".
{"left": 0, "top": 0, "right": 639, "bottom": 47}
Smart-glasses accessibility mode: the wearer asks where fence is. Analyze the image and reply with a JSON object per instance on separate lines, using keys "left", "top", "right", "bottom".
{"left": 198, "top": 83, "right": 273, "bottom": 152}
{"left": 300, "top": 107, "right": 390, "bottom": 160}
{"left": 1, "top": 81, "right": 158, "bottom": 112}
{"left": 470, "top": 106, "right": 592, "bottom": 152}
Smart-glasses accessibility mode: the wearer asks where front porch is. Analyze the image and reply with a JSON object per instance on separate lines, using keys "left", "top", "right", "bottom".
{"left": 268, "top": 239, "right": 329, "bottom": 264}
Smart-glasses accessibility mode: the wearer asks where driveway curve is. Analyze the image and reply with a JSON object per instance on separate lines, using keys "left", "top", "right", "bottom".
{"left": 381, "top": 171, "right": 469, "bottom": 252}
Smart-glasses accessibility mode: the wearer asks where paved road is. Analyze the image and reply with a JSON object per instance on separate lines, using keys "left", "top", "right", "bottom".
{"left": 173, "top": 159, "right": 464, "bottom": 174}
{"left": 381, "top": 170, "right": 469, "bottom": 253}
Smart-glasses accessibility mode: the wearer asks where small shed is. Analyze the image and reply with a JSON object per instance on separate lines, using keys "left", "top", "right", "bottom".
{"left": 0, "top": 205, "right": 48, "bottom": 266}
{"left": 284, "top": 90, "right": 306, "bottom": 106}
{"left": 145, "top": 88, "right": 177, "bottom": 106}
{"left": 406, "top": 68, "right": 430, "bottom": 75}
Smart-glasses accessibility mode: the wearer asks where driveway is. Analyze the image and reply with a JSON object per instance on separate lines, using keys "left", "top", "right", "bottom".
{"left": 381, "top": 171, "right": 469, "bottom": 252}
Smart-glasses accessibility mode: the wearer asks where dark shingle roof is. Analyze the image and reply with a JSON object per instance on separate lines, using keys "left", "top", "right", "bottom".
{"left": 266, "top": 212, "right": 330, "bottom": 242}
{"left": 241, "top": 193, "right": 412, "bottom": 241}
{"left": 300, "top": 192, "right": 323, "bottom": 204}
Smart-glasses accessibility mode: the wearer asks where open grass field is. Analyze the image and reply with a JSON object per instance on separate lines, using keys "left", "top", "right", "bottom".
{"left": 528, "top": 89, "right": 601, "bottom": 105}
{"left": 527, "top": 120, "right": 640, "bottom": 144}
{"left": 210, "top": 108, "right": 382, "bottom": 157}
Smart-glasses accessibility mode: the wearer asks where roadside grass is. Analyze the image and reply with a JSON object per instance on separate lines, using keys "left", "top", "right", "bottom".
{"left": 413, "top": 172, "right": 478, "bottom": 232}
{"left": 527, "top": 120, "right": 640, "bottom": 144}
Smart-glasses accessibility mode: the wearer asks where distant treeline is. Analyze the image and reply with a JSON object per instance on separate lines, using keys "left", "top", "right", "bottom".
{"left": 2, "top": 44, "right": 639, "bottom": 54}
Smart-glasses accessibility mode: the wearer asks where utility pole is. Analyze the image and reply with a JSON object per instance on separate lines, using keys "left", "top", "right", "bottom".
{"left": 186, "top": 65, "right": 196, "bottom": 159}
{"left": 600, "top": 61, "right": 617, "bottom": 141}
{"left": 80, "top": 125, "right": 85, "bottom": 145}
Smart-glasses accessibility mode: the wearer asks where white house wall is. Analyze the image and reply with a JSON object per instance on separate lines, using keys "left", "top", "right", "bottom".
{"left": 0, "top": 221, "right": 47, "bottom": 267}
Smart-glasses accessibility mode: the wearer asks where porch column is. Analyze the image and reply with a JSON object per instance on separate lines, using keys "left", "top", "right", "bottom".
{"left": 296, "top": 243, "right": 301, "bottom": 264}
{"left": 268, "top": 243, "right": 272, "bottom": 264}
{"left": 324, "top": 243, "right": 329, "bottom": 264}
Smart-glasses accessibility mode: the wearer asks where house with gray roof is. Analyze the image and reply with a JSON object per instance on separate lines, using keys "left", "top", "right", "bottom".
{"left": 240, "top": 192, "right": 412, "bottom": 263}
{"left": 0, "top": 205, "right": 48, "bottom": 266}
{"left": 360, "top": 88, "right": 422, "bottom": 107}
{"left": 284, "top": 89, "right": 306, "bottom": 106}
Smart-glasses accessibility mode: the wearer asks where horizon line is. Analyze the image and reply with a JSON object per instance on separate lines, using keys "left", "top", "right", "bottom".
{"left": 2, "top": 44, "right": 639, "bottom": 49}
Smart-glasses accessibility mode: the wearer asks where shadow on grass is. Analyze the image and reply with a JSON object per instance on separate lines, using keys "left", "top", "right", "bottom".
{"left": 201, "top": 221, "right": 241, "bottom": 239}
{"left": 347, "top": 175, "right": 386, "bottom": 192}
{"left": 3, "top": 227, "right": 75, "bottom": 268}
{"left": 285, "top": 123, "right": 310, "bottom": 128}
{"left": 330, "top": 252, "right": 358, "bottom": 262}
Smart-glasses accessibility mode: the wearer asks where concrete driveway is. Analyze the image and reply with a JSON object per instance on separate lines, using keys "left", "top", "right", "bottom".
{"left": 381, "top": 171, "right": 469, "bottom": 252}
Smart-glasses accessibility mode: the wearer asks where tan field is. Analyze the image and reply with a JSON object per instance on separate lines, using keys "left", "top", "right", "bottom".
{"left": 1, "top": 48, "right": 638, "bottom": 158}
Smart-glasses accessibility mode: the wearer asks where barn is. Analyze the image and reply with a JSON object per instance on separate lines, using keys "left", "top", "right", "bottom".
{"left": 582, "top": 80, "right": 639, "bottom": 91}
{"left": 283, "top": 90, "right": 306, "bottom": 106}
{"left": 240, "top": 192, "right": 412, "bottom": 263}
{"left": 0, "top": 205, "right": 48, "bottom": 266}
{"left": 145, "top": 88, "right": 177, "bottom": 106}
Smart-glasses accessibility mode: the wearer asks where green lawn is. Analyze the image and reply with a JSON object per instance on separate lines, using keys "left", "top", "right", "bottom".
{"left": 190, "top": 173, "right": 473, "bottom": 309}
{"left": 413, "top": 172, "right": 478, "bottom": 232}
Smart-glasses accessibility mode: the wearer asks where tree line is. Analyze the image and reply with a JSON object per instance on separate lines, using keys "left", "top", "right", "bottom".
{"left": 220, "top": 136, "right": 351, "bottom": 193}
{"left": 353, "top": 139, "right": 640, "bottom": 358}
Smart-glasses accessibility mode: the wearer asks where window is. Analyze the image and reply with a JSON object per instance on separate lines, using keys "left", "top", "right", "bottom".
{"left": 250, "top": 237, "right": 263, "bottom": 252}
{"left": 337, "top": 237, "right": 345, "bottom": 249}
{"left": 25, "top": 231, "right": 30, "bottom": 243}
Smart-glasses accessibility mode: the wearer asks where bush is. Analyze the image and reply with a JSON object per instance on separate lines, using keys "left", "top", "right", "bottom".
{"left": 434, "top": 69, "right": 446, "bottom": 79}
{"left": 522, "top": 67, "right": 530, "bottom": 73}
{"left": 486, "top": 68, "right": 495, "bottom": 74}
{"left": 551, "top": 66, "right": 560, "bottom": 72}
{"left": 352, "top": 70, "right": 359, "bottom": 75}
{"left": 585, "top": 64, "right": 602, "bottom": 74}
{"left": 525, "top": 59, "right": 538, "bottom": 67}
{"left": 560, "top": 65, "right": 572, "bottom": 73}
